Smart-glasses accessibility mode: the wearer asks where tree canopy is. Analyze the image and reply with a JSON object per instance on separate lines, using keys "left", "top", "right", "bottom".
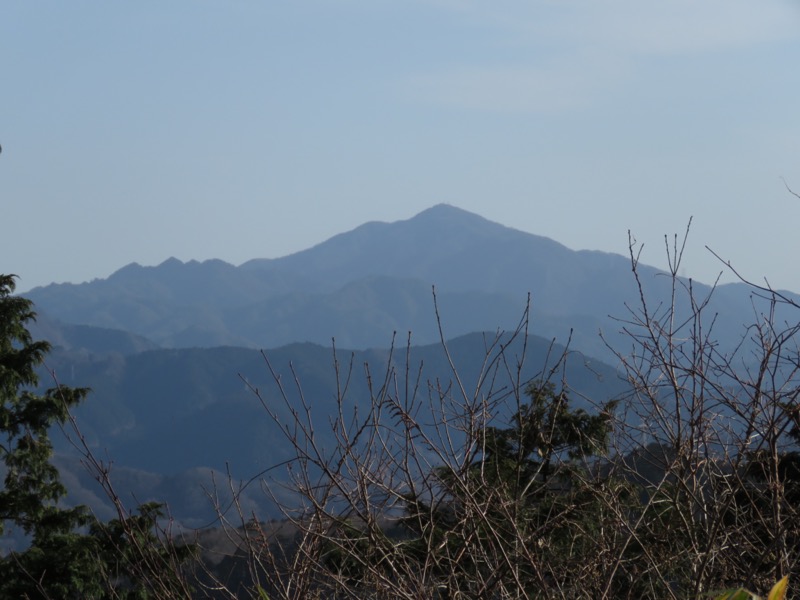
{"left": 0, "top": 274, "right": 192, "bottom": 598}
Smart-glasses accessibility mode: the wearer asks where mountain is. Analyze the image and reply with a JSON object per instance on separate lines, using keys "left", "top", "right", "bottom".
{"left": 44, "top": 331, "right": 625, "bottom": 526}
{"left": 19, "top": 203, "right": 800, "bottom": 528}
{"left": 13, "top": 206, "right": 613, "bottom": 356}
{"left": 239, "top": 203, "right": 567, "bottom": 295}
{"left": 48, "top": 332, "right": 622, "bottom": 476}
{"left": 25, "top": 204, "right": 799, "bottom": 364}
{"left": 28, "top": 312, "right": 160, "bottom": 356}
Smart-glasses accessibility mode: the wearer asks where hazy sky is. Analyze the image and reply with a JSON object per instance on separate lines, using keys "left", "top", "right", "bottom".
{"left": 2, "top": 1, "right": 799, "bottom": 293}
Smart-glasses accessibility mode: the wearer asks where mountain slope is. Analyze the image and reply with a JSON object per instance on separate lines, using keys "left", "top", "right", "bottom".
{"left": 45, "top": 332, "right": 626, "bottom": 525}
{"left": 49, "top": 332, "right": 623, "bottom": 476}
{"left": 23, "top": 204, "right": 799, "bottom": 361}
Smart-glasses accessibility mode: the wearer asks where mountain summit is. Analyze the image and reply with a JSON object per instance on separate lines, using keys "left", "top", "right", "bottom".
{"left": 241, "top": 203, "right": 573, "bottom": 296}
{"left": 23, "top": 204, "right": 778, "bottom": 358}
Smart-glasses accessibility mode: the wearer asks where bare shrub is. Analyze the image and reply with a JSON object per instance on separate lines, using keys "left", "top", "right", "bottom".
{"left": 597, "top": 224, "right": 800, "bottom": 598}
{"left": 44, "top": 225, "right": 800, "bottom": 599}
{"left": 212, "top": 226, "right": 800, "bottom": 599}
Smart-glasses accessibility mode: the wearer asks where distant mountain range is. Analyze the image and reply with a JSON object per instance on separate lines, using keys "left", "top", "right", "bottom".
{"left": 17, "top": 204, "right": 800, "bottom": 528}
{"left": 24, "top": 203, "right": 797, "bottom": 361}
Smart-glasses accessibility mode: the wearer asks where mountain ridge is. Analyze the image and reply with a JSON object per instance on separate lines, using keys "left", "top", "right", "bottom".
{"left": 22, "top": 204, "right": 800, "bottom": 363}
{"left": 18, "top": 203, "right": 800, "bottom": 528}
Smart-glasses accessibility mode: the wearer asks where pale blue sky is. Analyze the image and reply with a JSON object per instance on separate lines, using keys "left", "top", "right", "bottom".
{"left": 2, "top": 1, "right": 799, "bottom": 293}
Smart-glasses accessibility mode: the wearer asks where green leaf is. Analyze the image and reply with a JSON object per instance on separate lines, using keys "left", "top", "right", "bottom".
{"left": 767, "top": 576, "right": 789, "bottom": 600}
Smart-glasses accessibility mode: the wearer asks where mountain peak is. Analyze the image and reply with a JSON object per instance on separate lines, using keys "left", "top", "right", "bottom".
{"left": 414, "top": 203, "right": 467, "bottom": 216}
{"left": 397, "top": 203, "right": 523, "bottom": 242}
{"left": 410, "top": 203, "right": 488, "bottom": 223}
{"left": 157, "top": 257, "right": 184, "bottom": 269}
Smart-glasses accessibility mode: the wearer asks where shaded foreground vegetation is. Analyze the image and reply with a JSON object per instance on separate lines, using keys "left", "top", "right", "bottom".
{"left": 1, "top": 274, "right": 193, "bottom": 598}
{"left": 3, "top": 226, "right": 800, "bottom": 598}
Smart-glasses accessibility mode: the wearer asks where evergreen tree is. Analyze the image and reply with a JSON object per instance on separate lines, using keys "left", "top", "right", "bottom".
{"left": 400, "top": 380, "right": 616, "bottom": 597}
{"left": 0, "top": 274, "right": 107, "bottom": 596}
{"left": 0, "top": 274, "right": 193, "bottom": 598}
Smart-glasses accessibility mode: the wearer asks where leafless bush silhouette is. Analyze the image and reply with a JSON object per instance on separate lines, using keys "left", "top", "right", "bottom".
{"left": 595, "top": 224, "right": 800, "bottom": 598}
{"left": 49, "top": 227, "right": 799, "bottom": 599}
{"left": 202, "top": 224, "right": 800, "bottom": 599}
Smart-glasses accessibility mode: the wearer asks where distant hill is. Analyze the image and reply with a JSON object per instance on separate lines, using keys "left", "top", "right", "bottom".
{"left": 50, "top": 331, "right": 624, "bottom": 475}
{"left": 44, "top": 331, "right": 626, "bottom": 525}
{"left": 25, "top": 204, "right": 797, "bottom": 363}
{"left": 28, "top": 312, "right": 160, "bottom": 357}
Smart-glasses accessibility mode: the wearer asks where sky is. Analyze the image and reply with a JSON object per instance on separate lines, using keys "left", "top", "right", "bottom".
{"left": 2, "top": 1, "right": 800, "bottom": 293}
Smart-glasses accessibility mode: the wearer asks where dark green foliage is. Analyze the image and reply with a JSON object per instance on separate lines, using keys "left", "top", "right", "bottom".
{"left": 1, "top": 275, "right": 193, "bottom": 598}
{"left": 0, "top": 274, "right": 86, "bottom": 535}
{"left": 478, "top": 380, "right": 614, "bottom": 490}
{"left": 0, "top": 275, "right": 89, "bottom": 537}
{"left": 89, "top": 502, "right": 196, "bottom": 600}
{"left": 1, "top": 274, "right": 103, "bottom": 596}
{"left": 398, "top": 381, "right": 616, "bottom": 597}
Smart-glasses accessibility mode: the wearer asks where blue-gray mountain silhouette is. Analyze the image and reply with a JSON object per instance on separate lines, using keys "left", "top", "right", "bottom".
{"left": 25, "top": 204, "right": 796, "bottom": 362}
